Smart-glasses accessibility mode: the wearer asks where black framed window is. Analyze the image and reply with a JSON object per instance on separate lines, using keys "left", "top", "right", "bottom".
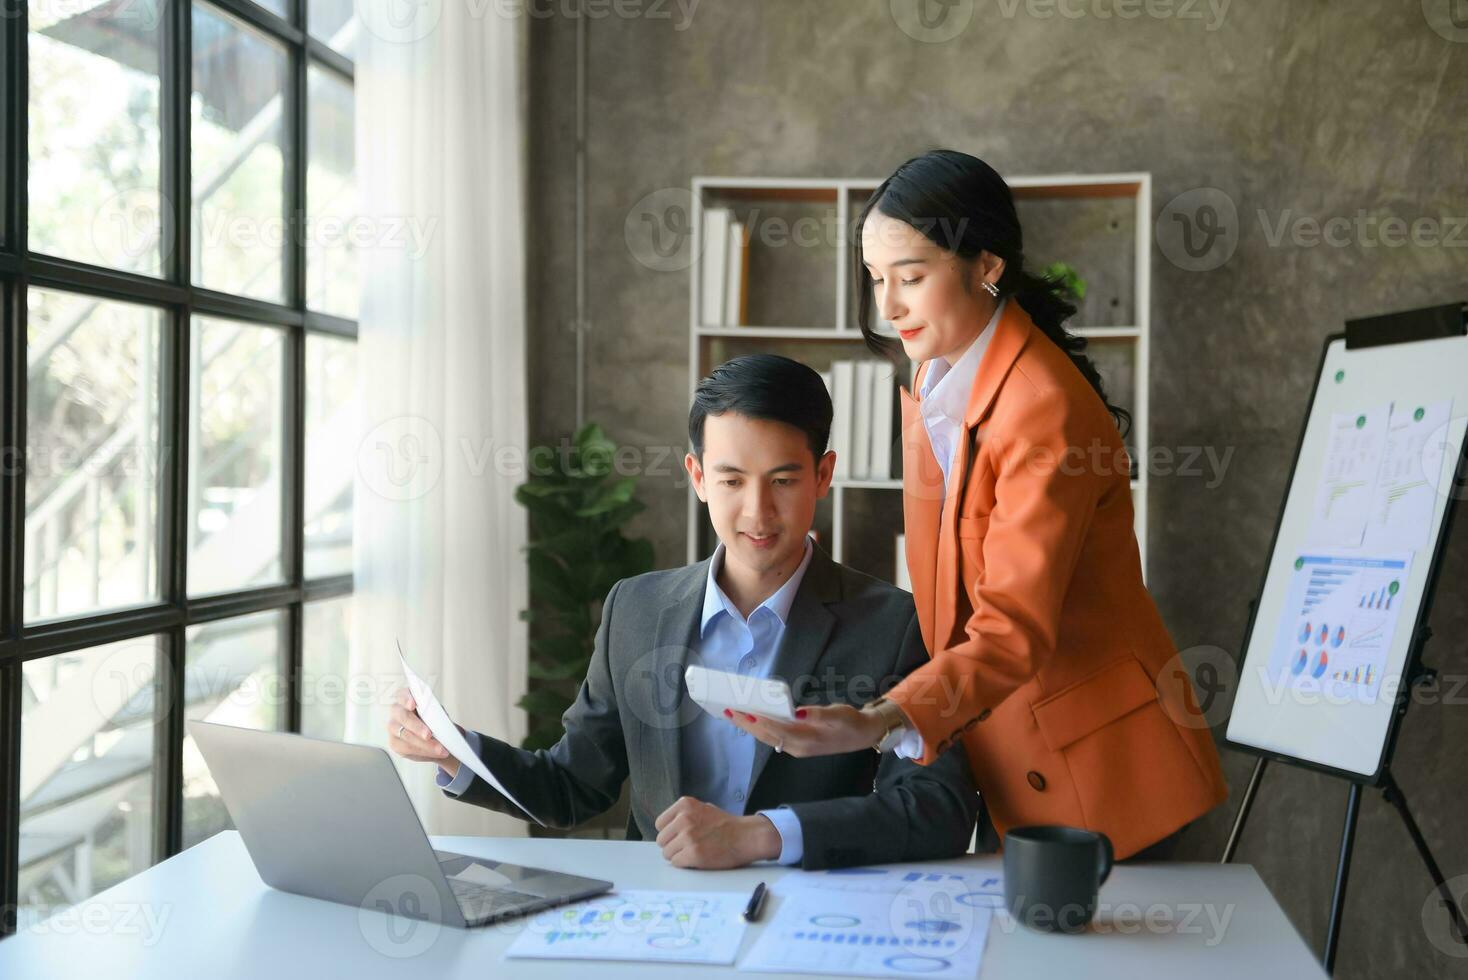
{"left": 2, "top": 0, "right": 359, "bottom": 937}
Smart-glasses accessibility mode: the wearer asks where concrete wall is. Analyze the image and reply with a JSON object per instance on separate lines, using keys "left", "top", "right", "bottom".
{"left": 525, "top": 2, "right": 1468, "bottom": 975}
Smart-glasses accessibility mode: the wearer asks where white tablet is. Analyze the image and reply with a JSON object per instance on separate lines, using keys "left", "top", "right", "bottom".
{"left": 683, "top": 664, "right": 797, "bottom": 722}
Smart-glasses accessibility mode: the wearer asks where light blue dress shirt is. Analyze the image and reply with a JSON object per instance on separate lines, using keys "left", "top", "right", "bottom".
{"left": 438, "top": 535, "right": 816, "bottom": 864}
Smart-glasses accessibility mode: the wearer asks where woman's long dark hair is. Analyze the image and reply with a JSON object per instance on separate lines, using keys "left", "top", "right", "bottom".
{"left": 854, "top": 149, "right": 1131, "bottom": 437}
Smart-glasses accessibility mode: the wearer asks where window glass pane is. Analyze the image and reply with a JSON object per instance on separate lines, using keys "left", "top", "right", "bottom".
{"left": 305, "top": 334, "right": 357, "bottom": 578}
{"left": 28, "top": 1, "right": 166, "bottom": 274}
{"left": 254, "top": 0, "right": 289, "bottom": 19}
{"left": 20, "top": 637, "right": 161, "bottom": 925}
{"left": 308, "top": 0, "right": 358, "bottom": 56}
{"left": 306, "top": 65, "right": 358, "bottom": 318}
{"left": 25, "top": 289, "right": 163, "bottom": 621}
{"left": 183, "top": 610, "right": 286, "bottom": 849}
{"left": 302, "top": 595, "right": 354, "bottom": 740}
{"left": 188, "top": 316, "right": 285, "bottom": 595}
{"left": 191, "top": 3, "right": 288, "bottom": 302}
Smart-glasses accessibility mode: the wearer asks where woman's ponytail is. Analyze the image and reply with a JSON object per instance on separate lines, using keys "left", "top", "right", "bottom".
{"left": 1003, "top": 267, "right": 1132, "bottom": 439}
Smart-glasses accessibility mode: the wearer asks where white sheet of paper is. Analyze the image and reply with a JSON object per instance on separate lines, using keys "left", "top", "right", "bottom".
{"left": 506, "top": 889, "right": 749, "bottom": 965}
{"left": 398, "top": 647, "right": 545, "bottom": 826}
{"left": 740, "top": 874, "right": 995, "bottom": 977}
{"left": 776, "top": 866, "right": 1003, "bottom": 899}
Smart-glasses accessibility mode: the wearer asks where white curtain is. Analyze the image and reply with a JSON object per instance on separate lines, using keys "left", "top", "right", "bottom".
{"left": 347, "top": 2, "right": 530, "bottom": 838}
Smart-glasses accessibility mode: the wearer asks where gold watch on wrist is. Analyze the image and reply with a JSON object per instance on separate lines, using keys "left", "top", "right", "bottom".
{"left": 863, "top": 696, "right": 910, "bottom": 753}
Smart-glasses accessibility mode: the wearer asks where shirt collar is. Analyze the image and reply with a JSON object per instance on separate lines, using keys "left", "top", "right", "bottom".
{"left": 700, "top": 534, "right": 815, "bottom": 635}
{"left": 919, "top": 297, "right": 1007, "bottom": 420}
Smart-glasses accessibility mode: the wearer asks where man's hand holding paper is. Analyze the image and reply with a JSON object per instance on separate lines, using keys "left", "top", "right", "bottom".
{"left": 393, "top": 648, "right": 546, "bottom": 825}
{"left": 388, "top": 686, "right": 461, "bottom": 778}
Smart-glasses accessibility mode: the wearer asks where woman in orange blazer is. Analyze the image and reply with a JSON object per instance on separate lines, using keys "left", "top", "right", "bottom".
{"left": 730, "top": 150, "right": 1227, "bottom": 860}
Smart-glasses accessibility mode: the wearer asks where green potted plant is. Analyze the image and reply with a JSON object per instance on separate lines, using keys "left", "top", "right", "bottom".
{"left": 1042, "top": 261, "right": 1087, "bottom": 304}
{"left": 514, "top": 423, "right": 655, "bottom": 752}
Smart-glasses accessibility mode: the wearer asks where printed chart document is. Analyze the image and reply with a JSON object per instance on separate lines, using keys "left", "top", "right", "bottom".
{"left": 739, "top": 866, "right": 1000, "bottom": 977}
{"left": 1363, "top": 399, "right": 1453, "bottom": 552}
{"left": 774, "top": 865, "right": 1003, "bottom": 897}
{"left": 506, "top": 890, "right": 749, "bottom": 965}
{"left": 1308, "top": 404, "right": 1391, "bottom": 548}
{"left": 397, "top": 644, "right": 545, "bottom": 825}
{"left": 1264, "top": 550, "right": 1415, "bottom": 702}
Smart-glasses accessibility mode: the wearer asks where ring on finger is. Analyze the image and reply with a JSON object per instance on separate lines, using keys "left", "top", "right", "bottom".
{"left": 397, "top": 723, "right": 406, "bottom": 739}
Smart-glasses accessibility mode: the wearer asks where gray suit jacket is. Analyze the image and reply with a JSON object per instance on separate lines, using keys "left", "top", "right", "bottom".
{"left": 449, "top": 543, "right": 980, "bottom": 869}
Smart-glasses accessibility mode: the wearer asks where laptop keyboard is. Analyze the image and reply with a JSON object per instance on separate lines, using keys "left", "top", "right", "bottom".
{"left": 447, "top": 878, "right": 545, "bottom": 922}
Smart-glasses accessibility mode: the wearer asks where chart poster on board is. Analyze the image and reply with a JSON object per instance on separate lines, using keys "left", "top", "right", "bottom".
{"left": 1260, "top": 397, "right": 1451, "bottom": 708}
{"left": 1228, "top": 321, "right": 1468, "bottom": 780}
{"left": 1263, "top": 550, "right": 1413, "bottom": 704}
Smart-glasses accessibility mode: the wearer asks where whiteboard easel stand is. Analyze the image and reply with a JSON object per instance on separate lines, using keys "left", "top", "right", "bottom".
{"left": 1217, "top": 303, "right": 1468, "bottom": 976}
{"left": 1221, "top": 646, "right": 1467, "bottom": 974}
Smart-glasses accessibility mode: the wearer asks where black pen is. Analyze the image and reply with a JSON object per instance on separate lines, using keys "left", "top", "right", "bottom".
{"left": 743, "top": 881, "right": 768, "bottom": 922}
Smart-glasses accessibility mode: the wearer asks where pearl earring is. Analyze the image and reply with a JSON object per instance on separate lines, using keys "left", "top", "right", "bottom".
{"left": 981, "top": 281, "right": 999, "bottom": 298}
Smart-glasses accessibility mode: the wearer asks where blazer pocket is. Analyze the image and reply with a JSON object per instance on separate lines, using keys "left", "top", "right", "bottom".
{"left": 1030, "top": 656, "right": 1156, "bottom": 751}
{"left": 1029, "top": 655, "right": 1214, "bottom": 851}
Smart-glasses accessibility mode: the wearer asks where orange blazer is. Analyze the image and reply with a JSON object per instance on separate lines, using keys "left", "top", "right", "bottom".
{"left": 885, "top": 300, "right": 1228, "bottom": 859}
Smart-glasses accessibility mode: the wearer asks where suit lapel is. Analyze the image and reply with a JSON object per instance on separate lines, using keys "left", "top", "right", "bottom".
{"left": 964, "top": 300, "right": 1033, "bottom": 430}
{"left": 900, "top": 366, "right": 942, "bottom": 653}
{"left": 646, "top": 562, "right": 708, "bottom": 809}
{"left": 929, "top": 303, "right": 1035, "bottom": 645}
{"left": 745, "top": 544, "right": 839, "bottom": 798}
{"left": 933, "top": 393, "right": 969, "bottom": 647}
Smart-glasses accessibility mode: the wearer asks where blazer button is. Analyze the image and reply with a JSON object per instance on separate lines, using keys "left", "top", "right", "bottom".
{"left": 1026, "top": 771, "right": 1047, "bottom": 791}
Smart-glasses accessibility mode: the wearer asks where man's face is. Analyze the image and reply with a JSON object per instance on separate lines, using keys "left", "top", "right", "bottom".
{"left": 685, "top": 412, "right": 835, "bottom": 578}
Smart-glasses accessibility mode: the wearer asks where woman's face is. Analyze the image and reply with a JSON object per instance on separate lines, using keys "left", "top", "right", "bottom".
{"left": 860, "top": 210, "right": 1004, "bottom": 365}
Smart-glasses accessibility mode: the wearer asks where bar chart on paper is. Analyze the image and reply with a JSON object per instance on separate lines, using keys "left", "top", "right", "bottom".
{"left": 505, "top": 890, "right": 748, "bottom": 965}
{"left": 740, "top": 868, "right": 1000, "bottom": 977}
{"left": 1267, "top": 551, "right": 1414, "bottom": 700}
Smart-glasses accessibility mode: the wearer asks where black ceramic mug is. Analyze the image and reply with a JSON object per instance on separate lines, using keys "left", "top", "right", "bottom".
{"left": 1003, "top": 825, "right": 1114, "bottom": 933}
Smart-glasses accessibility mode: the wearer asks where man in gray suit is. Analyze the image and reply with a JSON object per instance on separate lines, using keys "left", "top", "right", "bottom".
{"left": 390, "top": 355, "right": 978, "bottom": 870}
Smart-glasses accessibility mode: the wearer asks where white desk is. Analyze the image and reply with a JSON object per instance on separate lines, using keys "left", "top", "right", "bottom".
{"left": 0, "top": 832, "right": 1325, "bottom": 978}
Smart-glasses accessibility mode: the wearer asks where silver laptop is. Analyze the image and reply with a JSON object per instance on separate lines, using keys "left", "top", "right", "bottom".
{"left": 188, "top": 721, "right": 612, "bottom": 927}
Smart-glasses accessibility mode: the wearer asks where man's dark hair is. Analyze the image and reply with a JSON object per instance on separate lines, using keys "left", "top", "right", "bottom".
{"left": 689, "top": 354, "right": 832, "bottom": 461}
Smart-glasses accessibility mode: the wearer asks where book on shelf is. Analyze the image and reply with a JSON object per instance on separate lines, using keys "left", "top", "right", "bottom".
{"left": 725, "top": 216, "right": 748, "bottom": 326}
{"left": 820, "top": 368, "right": 835, "bottom": 477}
{"left": 869, "top": 361, "right": 895, "bottom": 481}
{"left": 822, "top": 358, "right": 899, "bottom": 481}
{"left": 701, "top": 207, "right": 728, "bottom": 327}
{"left": 699, "top": 206, "right": 748, "bottom": 327}
{"left": 851, "top": 361, "right": 875, "bottom": 480}
{"left": 831, "top": 360, "right": 855, "bottom": 480}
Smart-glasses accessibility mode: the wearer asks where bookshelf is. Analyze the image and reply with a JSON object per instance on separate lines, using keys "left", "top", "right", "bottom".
{"left": 685, "top": 173, "right": 1153, "bottom": 586}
